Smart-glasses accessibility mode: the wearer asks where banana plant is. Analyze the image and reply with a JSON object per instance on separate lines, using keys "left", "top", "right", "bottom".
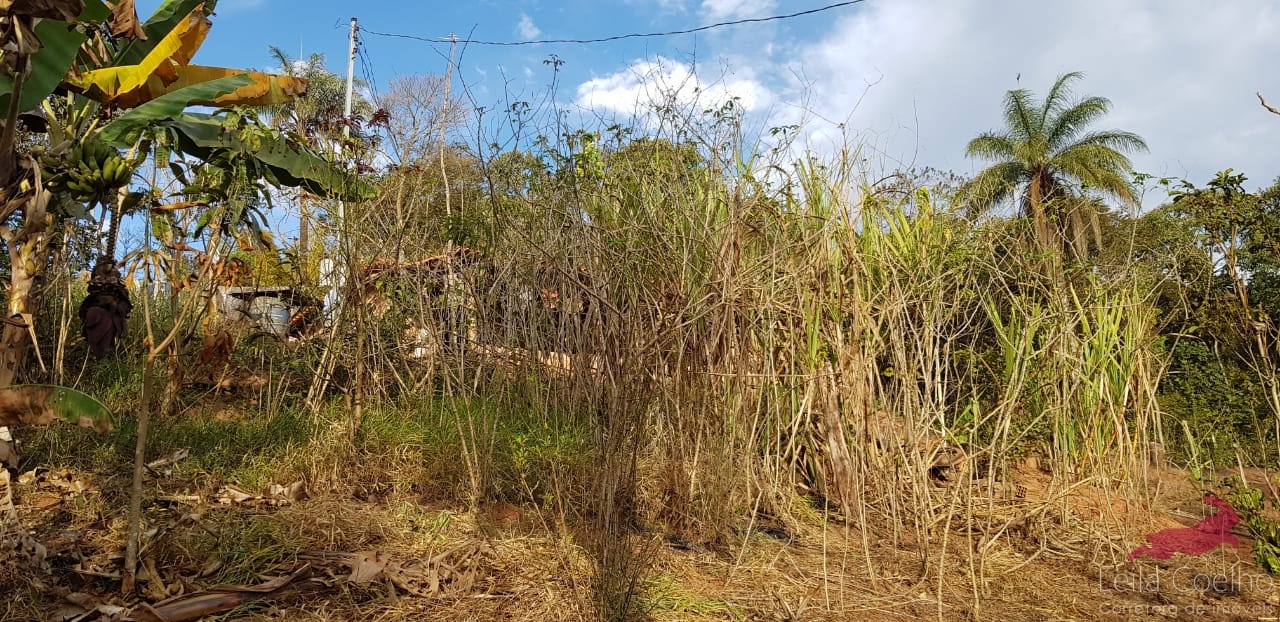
{"left": 0, "top": 0, "right": 376, "bottom": 478}
{"left": 0, "top": 0, "right": 375, "bottom": 385}
{"left": 0, "top": 0, "right": 93, "bottom": 391}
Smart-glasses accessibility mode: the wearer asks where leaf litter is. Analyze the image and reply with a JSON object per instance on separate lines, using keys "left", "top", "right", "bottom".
{"left": 3, "top": 459, "right": 517, "bottom": 622}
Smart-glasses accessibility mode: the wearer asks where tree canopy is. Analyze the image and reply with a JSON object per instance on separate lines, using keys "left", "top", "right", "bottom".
{"left": 963, "top": 71, "right": 1148, "bottom": 255}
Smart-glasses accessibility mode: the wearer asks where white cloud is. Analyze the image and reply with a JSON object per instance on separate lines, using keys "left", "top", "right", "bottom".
{"left": 701, "top": 0, "right": 775, "bottom": 21}
{"left": 575, "top": 56, "right": 772, "bottom": 123}
{"left": 570, "top": 1, "right": 1280, "bottom": 202}
{"left": 777, "top": 0, "right": 1280, "bottom": 198}
{"left": 517, "top": 13, "right": 541, "bottom": 40}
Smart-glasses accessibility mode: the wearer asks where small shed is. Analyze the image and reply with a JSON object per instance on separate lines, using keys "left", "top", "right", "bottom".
{"left": 216, "top": 286, "right": 319, "bottom": 338}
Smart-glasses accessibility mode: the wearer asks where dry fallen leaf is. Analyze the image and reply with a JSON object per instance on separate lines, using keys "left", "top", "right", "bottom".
{"left": 64, "top": 592, "right": 97, "bottom": 608}
{"left": 266, "top": 480, "right": 306, "bottom": 504}
{"left": 44, "top": 469, "right": 88, "bottom": 494}
{"left": 198, "top": 557, "right": 223, "bottom": 578}
{"left": 127, "top": 564, "right": 315, "bottom": 622}
{"left": 347, "top": 550, "right": 387, "bottom": 584}
{"left": 147, "top": 447, "right": 190, "bottom": 470}
{"left": 214, "top": 485, "right": 255, "bottom": 505}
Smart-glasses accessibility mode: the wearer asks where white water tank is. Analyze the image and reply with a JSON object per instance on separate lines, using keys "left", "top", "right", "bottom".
{"left": 249, "top": 296, "right": 292, "bottom": 338}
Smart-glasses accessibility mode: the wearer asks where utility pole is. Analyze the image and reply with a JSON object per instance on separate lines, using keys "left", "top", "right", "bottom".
{"left": 343, "top": 17, "right": 357, "bottom": 139}
{"left": 440, "top": 33, "right": 456, "bottom": 218}
{"left": 311, "top": 16, "right": 360, "bottom": 409}
{"left": 339, "top": 16, "right": 357, "bottom": 223}
{"left": 342, "top": 16, "right": 364, "bottom": 441}
{"left": 321, "top": 17, "right": 357, "bottom": 319}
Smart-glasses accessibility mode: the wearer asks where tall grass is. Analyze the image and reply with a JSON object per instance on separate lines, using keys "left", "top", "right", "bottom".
{"left": 19, "top": 99, "right": 1175, "bottom": 620}
{"left": 312, "top": 103, "right": 1169, "bottom": 616}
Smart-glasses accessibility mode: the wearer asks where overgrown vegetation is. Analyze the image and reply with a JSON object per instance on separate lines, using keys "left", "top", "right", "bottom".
{"left": 3, "top": 5, "right": 1280, "bottom": 621}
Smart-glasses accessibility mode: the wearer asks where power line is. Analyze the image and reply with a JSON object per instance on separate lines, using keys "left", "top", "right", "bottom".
{"left": 360, "top": 1, "right": 866, "bottom": 46}
{"left": 357, "top": 42, "right": 379, "bottom": 102}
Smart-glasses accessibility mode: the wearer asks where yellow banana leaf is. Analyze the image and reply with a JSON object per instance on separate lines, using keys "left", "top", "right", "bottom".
{"left": 162, "top": 65, "right": 308, "bottom": 107}
{"left": 64, "top": 5, "right": 210, "bottom": 106}
{"left": 85, "top": 65, "right": 307, "bottom": 109}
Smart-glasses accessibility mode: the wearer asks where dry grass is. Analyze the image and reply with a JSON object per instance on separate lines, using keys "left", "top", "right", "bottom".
{"left": 4, "top": 428, "right": 1280, "bottom": 621}
{"left": 6, "top": 96, "right": 1274, "bottom": 621}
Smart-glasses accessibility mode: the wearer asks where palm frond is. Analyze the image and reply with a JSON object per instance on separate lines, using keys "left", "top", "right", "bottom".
{"left": 1039, "top": 71, "right": 1085, "bottom": 131}
{"left": 1052, "top": 146, "right": 1139, "bottom": 203}
{"left": 267, "top": 46, "right": 294, "bottom": 75}
{"left": 961, "top": 161, "right": 1024, "bottom": 216}
{"left": 1047, "top": 96, "right": 1112, "bottom": 146}
{"left": 1066, "top": 129, "right": 1149, "bottom": 155}
{"left": 1003, "top": 88, "right": 1040, "bottom": 141}
{"left": 1054, "top": 143, "right": 1136, "bottom": 177}
{"left": 964, "top": 70, "right": 1147, "bottom": 235}
{"left": 965, "top": 132, "right": 1017, "bottom": 161}
{"left": 1080, "top": 168, "right": 1139, "bottom": 205}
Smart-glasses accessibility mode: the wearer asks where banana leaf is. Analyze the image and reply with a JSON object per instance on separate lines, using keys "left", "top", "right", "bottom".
{"left": 97, "top": 73, "right": 250, "bottom": 146}
{"left": 111, "top": 0, "right": 211, "bottom": 66}
{"left": 104, "top": 0, "right": 145, "bottom": 39}
{"left": 79, "top": 0, "right": 109, "bottom": 21}
{"left": 0, "top": 384, "right": 113, "bottom": 433}
{"left": 0, "top": 18, "right": 87, "bottom": 115}
{"left": 159, "top": 65, "right": 307, "bottom": 107}
{"left": 0, "top": 0, "right": 82, "bottom": 21}
{"left": 66, "top": 2, "right": 305, "bottom": 111}
{"left": 64, "top": 5, "right": 211, "bottom": 106}
{"left": 163, "top": 113, "right": 377, "bottom": 202}
{"left": 82, "top": 64, "right": 306, "bottom": 111}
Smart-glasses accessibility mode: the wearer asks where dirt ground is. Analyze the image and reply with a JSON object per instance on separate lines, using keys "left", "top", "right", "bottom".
{"left": 4, "top": 454, "right": 1280, "bottom": 621}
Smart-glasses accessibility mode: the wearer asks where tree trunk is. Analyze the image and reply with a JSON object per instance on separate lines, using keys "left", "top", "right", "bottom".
{"left": 1028, "top": 173, "right": 1049, "bottom": 251}
{"left": 0, "top": 187, "right": 54, "bottom": 466}
{"left": 297, "top": 197, "right": 309, "bottom": 282}
{"left": 0, "top": 189, "right": 53, "bottom": 387}
{"left": 103, "top": 186, "right": 130, "bottom": 263}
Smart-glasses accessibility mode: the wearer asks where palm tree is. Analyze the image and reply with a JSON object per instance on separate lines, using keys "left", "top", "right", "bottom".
{"left": 964, "top": 71, "right": 1148, "bottom": 257}
{"left": 265, "top": 47, "right": 374, "bottom": 271}
{"left": 267, "top": 47, "right": 357, "bottom": 144}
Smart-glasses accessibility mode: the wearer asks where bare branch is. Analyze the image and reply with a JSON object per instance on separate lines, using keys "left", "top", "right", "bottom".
{"left": 1259, "top": 92, "right": 1280, "bottom": 116}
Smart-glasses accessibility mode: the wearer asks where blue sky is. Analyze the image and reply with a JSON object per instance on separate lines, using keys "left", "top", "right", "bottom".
{"left": 133, "top": 0, "right": 1280, "bottom": 205}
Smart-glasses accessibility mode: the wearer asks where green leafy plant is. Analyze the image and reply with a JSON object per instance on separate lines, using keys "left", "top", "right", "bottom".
{"left": 0, "top": 384, "right": 113, "bottom": 467}
{"left": 1226, "top": 479, "right": 1280, "bottom": 575}
{"left": 0, "top": 384, "right": 113, "bottom": 432}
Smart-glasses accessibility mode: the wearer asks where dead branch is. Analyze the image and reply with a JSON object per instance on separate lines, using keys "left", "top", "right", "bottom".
{"left": 1259, "top": 92, "right": 1280, "bottom": 116}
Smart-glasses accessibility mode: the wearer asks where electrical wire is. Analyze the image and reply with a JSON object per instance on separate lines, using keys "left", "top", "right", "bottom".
{"left": 359, "top": 0, "right": 866, "bottom": 46}
{"left": 357, "top": 41, "right": 380, "bottom": 102}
